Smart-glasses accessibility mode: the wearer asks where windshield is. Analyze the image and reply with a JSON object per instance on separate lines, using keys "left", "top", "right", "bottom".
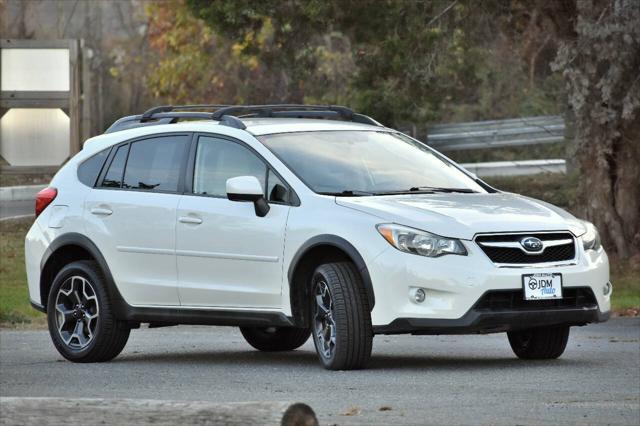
{"left": 258, "top": 131, "right": 486, "bottom": 195}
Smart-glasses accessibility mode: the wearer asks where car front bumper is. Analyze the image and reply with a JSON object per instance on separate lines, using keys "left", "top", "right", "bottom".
{"left": 367, "top": 241, "right": 611, "bottom": 332}
{"left": 373, "top": 299, "right": 610, "bottom": 335}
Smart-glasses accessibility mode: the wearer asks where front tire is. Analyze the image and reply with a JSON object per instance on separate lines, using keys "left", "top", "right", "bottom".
{"left": 311, "top": 262, "right": 373, "bottom": 370}
{"left": 47, "top": 260, "right": 130, "bottom": 362}
{"left": 240, "top": 326, "right": 310, "bottom": 351}
{"left": 507, "top": 326, "right": 570, "bottom": 359}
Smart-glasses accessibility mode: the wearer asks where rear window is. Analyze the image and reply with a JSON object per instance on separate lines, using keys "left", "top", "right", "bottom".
{"left": 78, "top": 149, "right": 109, "bottom": 187}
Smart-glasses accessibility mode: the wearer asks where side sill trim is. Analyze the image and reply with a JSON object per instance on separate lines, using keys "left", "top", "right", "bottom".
{"left": 113, "top": 303, "right": 295, "bottom": 327}
{"left": 30, "top": 300, "right": 46, "bottom": 313}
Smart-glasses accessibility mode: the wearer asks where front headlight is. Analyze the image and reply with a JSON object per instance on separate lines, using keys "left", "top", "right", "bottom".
{"left": 376, "top": 224, "right": 467, "bottom": 257}
{"left": 581, "top": 221, "right": 601, "bottom": 251}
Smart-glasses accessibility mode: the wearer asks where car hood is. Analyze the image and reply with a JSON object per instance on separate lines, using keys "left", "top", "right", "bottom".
{"left": 336, "top": 192, "right": 586, "bottom": 240}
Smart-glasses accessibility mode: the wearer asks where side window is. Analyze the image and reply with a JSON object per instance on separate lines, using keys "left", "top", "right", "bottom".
{"left": 193, "top": 136, "right": 266, "bottom": 197}
{"left": 78, "top": 149, "right": 109, "bottom": 187}
{"left": 123, "top": 135, "right": 189, "bottom": 192}
{"left": 101, "top": 145, "right": 128, "bottom": 188}
{"left": 267, "top": 169, "right": 289, "bottom": 203}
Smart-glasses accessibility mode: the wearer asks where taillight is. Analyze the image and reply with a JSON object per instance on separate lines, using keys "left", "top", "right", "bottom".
{"left": 35, "top": 187, "right": 57, "bottom": 217}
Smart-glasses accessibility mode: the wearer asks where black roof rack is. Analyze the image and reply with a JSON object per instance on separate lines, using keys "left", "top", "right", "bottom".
{"left": 211, "top": 104, "right": 382, "bottom": 126}
{"left": 104, "top": 104, "right": 382, "bottom": 134}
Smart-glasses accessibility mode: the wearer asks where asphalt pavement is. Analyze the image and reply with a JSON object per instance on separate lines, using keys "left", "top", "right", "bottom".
{"left": 1, "top": 318, "right": 638, "bottom": 425}
{"left": 0, "top": 200, "right": 32, "bottom": 219}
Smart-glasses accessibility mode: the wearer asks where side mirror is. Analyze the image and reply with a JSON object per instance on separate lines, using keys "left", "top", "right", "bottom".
{"left": 226, "top": 176, "right": 270, "bottom": 217}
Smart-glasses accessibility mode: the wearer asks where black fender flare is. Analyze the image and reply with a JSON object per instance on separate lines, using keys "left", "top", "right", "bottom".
{"left": 40, "top": 233, "right": 126, "bottom": 312}
{"left": 287, "top": 234, "right": 375, "bottom": 309}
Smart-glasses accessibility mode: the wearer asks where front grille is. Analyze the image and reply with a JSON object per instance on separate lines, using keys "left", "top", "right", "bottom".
{"left": 476, "top": 232, "right": 576, "bottom": 264}
{"left": 475, "top": 287, "right": 597, "bottom": 310}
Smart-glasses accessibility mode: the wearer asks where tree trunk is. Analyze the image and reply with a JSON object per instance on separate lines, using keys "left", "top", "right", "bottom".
{"left": 578, "top": 120, "right": 640, "bottom": 258}
{"left": 551, "top": 0, "right": 640, "bottom": 259}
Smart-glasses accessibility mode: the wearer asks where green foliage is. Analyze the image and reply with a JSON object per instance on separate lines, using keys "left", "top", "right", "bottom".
{"left": 146, "top": 0, "right": 564, "bottom": 128}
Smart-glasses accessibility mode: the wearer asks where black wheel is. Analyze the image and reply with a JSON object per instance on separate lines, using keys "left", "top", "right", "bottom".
{"left": 311, "top": 262, "right": 372, "bottom": 370}
{"left": 240, "top": 326, "right": 310, "bottom": 351}
{"left": 47, "top": 260, "right": 130, "bottom": 362}
{"left": 507, "top": 326, "right": 570, "bottom": 359}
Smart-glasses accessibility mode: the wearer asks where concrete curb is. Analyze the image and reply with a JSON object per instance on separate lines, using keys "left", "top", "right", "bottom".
{"left": 0, "top": 185, "right": 44, "bottom": 202}
{"left": 0, "top": 397, "right": 318, "bottom": 426}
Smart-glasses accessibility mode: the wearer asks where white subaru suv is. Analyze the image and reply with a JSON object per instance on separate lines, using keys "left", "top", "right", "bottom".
{"left": 25, "top": 105, "right": 610, "bottom": 370}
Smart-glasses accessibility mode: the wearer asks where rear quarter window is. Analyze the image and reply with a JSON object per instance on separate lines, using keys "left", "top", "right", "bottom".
{"left": 77, "top": 149, "right": 109, "bottom": 187}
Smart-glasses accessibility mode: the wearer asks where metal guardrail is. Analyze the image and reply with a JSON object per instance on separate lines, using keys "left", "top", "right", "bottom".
{"left": 423, "top": 115, "right": 566, "bottom": 176}
{"left": 461, "top": 159, "right": 566, "bottom": 177}
{"left": 426, "top": 115, "right": 565, "bottom": 151}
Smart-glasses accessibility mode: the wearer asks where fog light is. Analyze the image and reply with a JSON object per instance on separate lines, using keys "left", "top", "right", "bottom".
{"left": 603, "top": 282, "right": 612, "bottom": 296}
{"left": 410, "top": 288, "right": 426, "bottom": 303}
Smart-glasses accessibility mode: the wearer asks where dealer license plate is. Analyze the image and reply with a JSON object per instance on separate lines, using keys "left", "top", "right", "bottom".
{"left": 522, "top": 273, "right": 563, "bottom": 300}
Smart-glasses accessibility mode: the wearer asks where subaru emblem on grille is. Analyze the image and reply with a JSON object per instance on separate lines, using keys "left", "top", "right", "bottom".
{"left": 520, "top": 237, "right": 543, "bottom": 252}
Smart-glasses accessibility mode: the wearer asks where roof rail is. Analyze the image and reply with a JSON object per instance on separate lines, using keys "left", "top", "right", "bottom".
{"left": 104, "top": 104, "right": 382, "bottom": 134}
{"left": 140, "top": 104, "right": 228, "bottom": 121}
{"left": 211, "top": 104, "right": 382, "bottom": 126}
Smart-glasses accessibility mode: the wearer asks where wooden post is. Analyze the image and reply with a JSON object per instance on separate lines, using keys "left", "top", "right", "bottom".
{"left": 68, "top": 39, "right": 81, "bottom": 154}
{"left": 81, "top": 43, "right": 93, "bottom": 142}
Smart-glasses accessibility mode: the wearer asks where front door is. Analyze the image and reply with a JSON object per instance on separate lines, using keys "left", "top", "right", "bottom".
{"left": 176, "top": 135, "right": 290, "bottom": 309}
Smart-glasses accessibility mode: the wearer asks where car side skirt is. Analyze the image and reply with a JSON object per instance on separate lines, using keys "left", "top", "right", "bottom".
{"left": 114, "top": 304, "right": 296, "bottom": 328}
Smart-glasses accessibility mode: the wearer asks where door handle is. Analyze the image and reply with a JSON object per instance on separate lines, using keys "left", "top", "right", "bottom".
{"left": 90, "top": 207, "right": 113, "bottom": 216}
{"left": 178, "top": 216, "right": 202, "bottom": 225}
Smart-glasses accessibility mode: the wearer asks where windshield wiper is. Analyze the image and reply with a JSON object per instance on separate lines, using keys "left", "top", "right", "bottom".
{"left": 318, "top": 190, "right": 374, "bottom": 197}
{"left": 408, "top": 186, "right": 478, "bottom": 194}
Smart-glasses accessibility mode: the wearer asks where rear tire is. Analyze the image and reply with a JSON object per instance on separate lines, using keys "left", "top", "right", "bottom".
{"left": 310, "top": 262, "right": 373, "bottom": 370}
{"left": 507, "top": 326, "right": 570, "bottom": 359}
{"left": 240, "top": 326, "right": 310, "bottom": 351}
{"left": 47, "top": 260, "right": 130, "bottom": 362}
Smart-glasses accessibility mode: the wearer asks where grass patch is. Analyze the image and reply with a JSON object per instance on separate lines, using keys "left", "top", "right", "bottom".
{"left": 0, "top": 217, "right": 46, "bottom": 327}
{"left": 610, "top": 259, "right": 640, "bottom": 315}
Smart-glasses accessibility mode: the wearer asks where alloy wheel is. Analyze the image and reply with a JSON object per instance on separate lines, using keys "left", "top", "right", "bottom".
{"left": 54, "top": 276, "right": 100, "bottom": 349}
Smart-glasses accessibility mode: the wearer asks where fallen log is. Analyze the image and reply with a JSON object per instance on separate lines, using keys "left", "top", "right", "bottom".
{"left": 0, "top": 397, "right": 316, "bottom": 426}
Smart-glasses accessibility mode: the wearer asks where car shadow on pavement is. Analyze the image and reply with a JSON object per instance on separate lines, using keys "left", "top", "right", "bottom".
{"left": 116, "top": 348, "right": 600, "bottom": 371}
{"left": 365, "top": 354, "right": 597, "bottom": 371}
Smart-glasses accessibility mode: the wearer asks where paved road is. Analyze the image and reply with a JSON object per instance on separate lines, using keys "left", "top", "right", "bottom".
{"left": 1, "top": 318, "right": 638, "bottom": 425}
{"left": 0, "top": 200, "right": 32, "bottom": 219}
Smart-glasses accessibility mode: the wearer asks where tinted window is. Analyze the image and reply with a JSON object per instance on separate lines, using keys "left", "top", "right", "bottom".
{"left": 193, "top": 136, "right": 266, "bottom": 197}
{"left": 101, "top": 145, "right": 128, "bottom": 188}
{"left": 78, "top": 149, "right": 109, "bottom": 187}
{"left": 123, "top": 136, "right": 189, "bottom": 192}
{"left": 267, "top": 169, "right": 288, "bottom": 203}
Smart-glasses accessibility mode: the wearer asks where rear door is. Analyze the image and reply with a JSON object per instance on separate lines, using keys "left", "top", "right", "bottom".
{"left": 176, "top": 134, "right": 293, "bottom": 308}
{"left": 84, "top": 133, "right": 190, "bottom": 306}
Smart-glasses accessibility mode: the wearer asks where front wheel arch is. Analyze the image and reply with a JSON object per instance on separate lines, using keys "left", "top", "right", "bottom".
{"left": 287, "top": 235, "right": 375, "bottom": 327}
